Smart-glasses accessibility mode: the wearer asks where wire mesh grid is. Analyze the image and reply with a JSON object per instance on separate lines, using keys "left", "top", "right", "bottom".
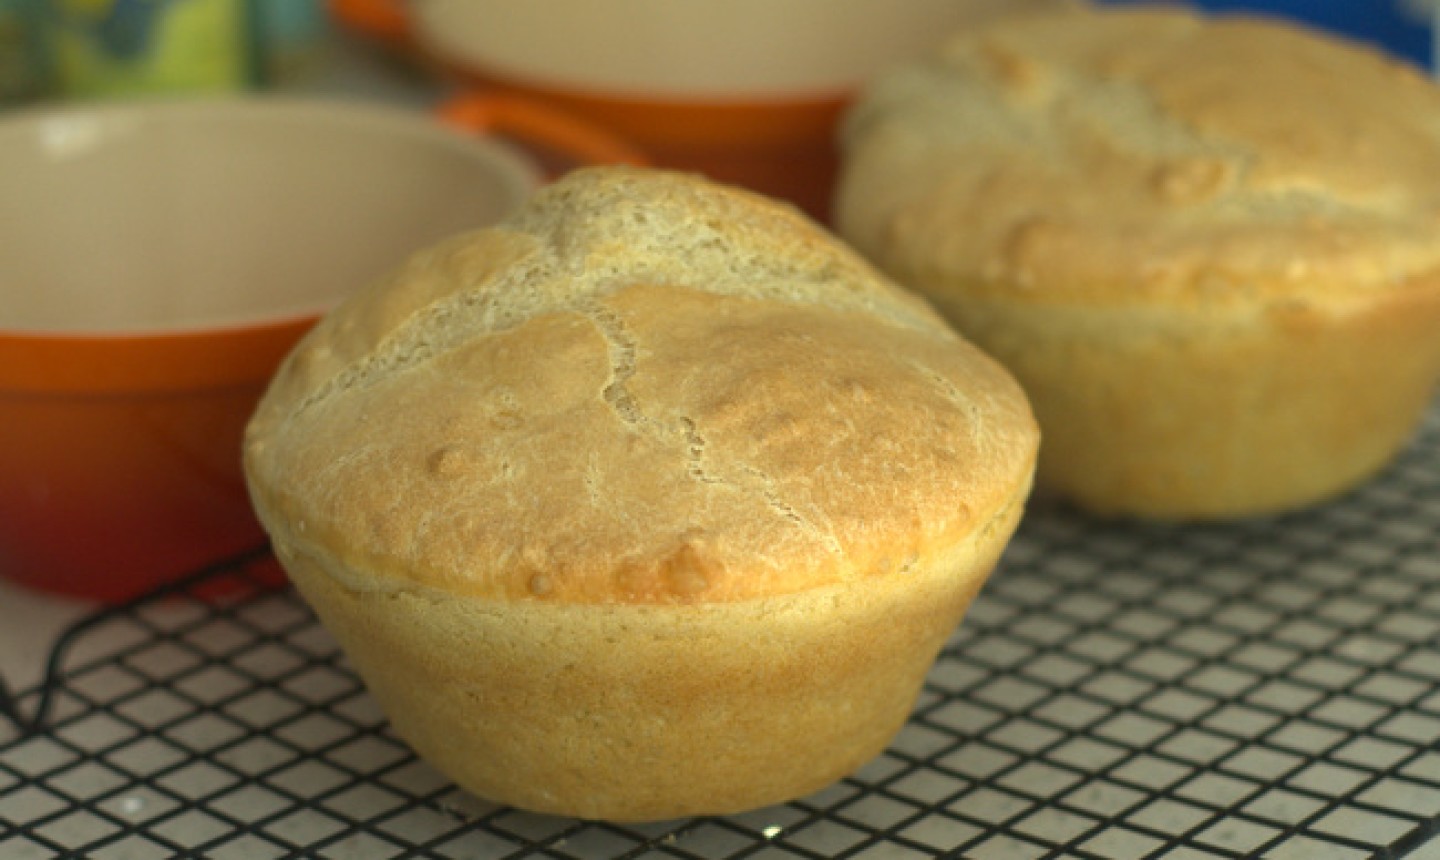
{"left": 3, "top": 418, "right": 1440, "bottom": 859}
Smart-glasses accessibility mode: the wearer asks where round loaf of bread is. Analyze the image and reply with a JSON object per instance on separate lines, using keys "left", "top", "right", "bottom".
{"left": 835, "top": 7, "right": 1440, "bottom": 519}
{"left": 243, "top": 167, "right": 1038, "bottom": 821}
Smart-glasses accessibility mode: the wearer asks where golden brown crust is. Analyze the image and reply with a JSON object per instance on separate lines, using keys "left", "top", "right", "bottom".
{"left": 836, "top": 7, "right": 1440, "bottom": 308}
{"left": 245, "top": 166, "right": 1038, "bottom": 604}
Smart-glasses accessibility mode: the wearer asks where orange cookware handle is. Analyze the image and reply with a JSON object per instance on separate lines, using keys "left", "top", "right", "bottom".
{"left": 327, "top": 0, "right": 411, "bottom": 45}
{"left": 438, "top": 93, "right": 649, "bottom": 170}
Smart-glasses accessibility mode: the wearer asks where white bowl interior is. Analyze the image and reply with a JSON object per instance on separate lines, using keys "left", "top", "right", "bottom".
{"left": 416, "top": 0, "right": 1071, "bottom": 98}
{"left": 1, "top": 99, "right": 538, "bottom": 334}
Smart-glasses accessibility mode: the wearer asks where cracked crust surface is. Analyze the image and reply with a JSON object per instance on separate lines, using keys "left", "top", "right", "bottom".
{"left": 835, "top": 6, "right": 1440, "bottom": 309}
{"left": 244, "top": 167, "right": 1039, "bottom": 605}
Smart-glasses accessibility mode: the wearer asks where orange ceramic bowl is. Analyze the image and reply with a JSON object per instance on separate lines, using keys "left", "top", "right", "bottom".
{"left": 331, "top": 0, "right": 1043, "bottom": 221}
{"left": 0, "top": 97, "right": 552, "bottom": 602}
{"left": 441, "top": 77, "right": 847, "bottom": 224}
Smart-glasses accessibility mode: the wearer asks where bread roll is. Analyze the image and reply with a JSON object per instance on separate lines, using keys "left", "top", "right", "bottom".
{"left": 244, "top": 167, "right": 1038, "bottom": 821}
{"left": 836, "top": 7, "right": 1440, "bottom": 519}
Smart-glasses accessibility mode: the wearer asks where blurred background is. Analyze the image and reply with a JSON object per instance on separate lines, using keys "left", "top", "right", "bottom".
{"left": 1, "top": 0, "right": 332, "bottom": 105}
{"left": 0, "top": 0, "right": 1432, "bottom": 229}
{"left": 1103, "top": 0, "right": 1436, "bottom": 68}
{"left": 0, "top": 0, "right": 1434, "bottom": 110}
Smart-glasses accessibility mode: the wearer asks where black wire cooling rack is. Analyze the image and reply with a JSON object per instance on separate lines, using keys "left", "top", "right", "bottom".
{"left": 4, "top": 420, "right": 1440, "bottom": 859}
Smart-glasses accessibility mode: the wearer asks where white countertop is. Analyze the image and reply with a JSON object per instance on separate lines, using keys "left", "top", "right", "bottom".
{"left": 0, "top": 578, "right": 95, "bottom": 694}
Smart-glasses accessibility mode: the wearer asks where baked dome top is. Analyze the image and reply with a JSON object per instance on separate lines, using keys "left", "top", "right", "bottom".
{"left": 836, "top": 7, "right": 1440, "bottom": 309}
{"left": 245, "top": 168, "right": 1038, "bottom": 604}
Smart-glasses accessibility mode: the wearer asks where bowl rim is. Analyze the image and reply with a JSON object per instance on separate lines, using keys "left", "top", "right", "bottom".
{"left": 0, "top": 95, "right": 542, "bottom": 393}
{"left": 0, "top": 312, "right": 321, "bottom": 394}
{"left": 0, "top": 95, "right": 541, "bottom": 331}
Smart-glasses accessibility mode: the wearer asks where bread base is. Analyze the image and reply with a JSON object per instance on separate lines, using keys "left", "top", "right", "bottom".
{"left": 934, "top": 285, "right": 1440, "bottom": 519}
{"left": 274, "top": 492, "right": 1026, "bottom": 822}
